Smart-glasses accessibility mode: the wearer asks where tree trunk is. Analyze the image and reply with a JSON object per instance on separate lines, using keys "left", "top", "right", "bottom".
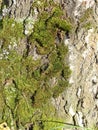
{"left": 0, "top": 0, "right": 98, "bottom": 130}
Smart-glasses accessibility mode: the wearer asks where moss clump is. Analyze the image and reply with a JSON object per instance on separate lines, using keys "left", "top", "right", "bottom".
{"left": 29, "top": 0, "right": 71, "bottom": 108}
{"left": 32, "top": 20, "right": 54, "bottom": 47}
{"left": 50, "top": 18, "right": 72, "bottom": 31}
{"left": 0, "top": 17, "right": 24, "bottom": 47}
{"left": 30, "top": 0, "right": 72, "bottom": 49}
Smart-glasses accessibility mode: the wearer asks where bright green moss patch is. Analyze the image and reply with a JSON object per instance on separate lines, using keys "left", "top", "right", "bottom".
{"left": 31, "top": 102, "right": 66, "bottom": 130}
{"left": 50, "top": 18, "right": 72, "bottom": 31}
{"left": 30, "top": 0, "right": 72, "bottom": 48}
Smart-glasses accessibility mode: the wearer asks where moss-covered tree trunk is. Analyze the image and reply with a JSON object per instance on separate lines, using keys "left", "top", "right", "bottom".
{"left": 0, "top": 0, "right": 71, "bottom": 130}
{"left": 0, "top": 0, "right": 98, "bottom": 130}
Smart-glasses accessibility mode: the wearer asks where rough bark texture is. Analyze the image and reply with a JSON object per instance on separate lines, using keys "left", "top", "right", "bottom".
{"left": 0, "top": 0, "right": 98, "bottom": 130}
{"left": 3, "top": 0, "right": 33, "bottom": 20}
{"left": 53, "top": 0, "right": 98, "bottom": 128}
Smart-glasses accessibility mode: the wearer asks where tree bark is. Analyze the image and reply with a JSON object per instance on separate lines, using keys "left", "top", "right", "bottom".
{"left": 4, "top": 0, "right": 33, "bottom": 20}
{"left": 0, "top": 0, "right": 98, "bottom": 130}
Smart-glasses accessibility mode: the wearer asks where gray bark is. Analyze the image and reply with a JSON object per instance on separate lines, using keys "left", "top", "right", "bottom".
{"left": 4, "top": 0, "right": 33, "bottom": 20}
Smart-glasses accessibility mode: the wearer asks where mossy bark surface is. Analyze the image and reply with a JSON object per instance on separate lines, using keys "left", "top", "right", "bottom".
{"left": 0, "top": 0, "right": 98, "bottom": 130}
{"left": 0, "top": 0, "right": 71, "bottom": 130}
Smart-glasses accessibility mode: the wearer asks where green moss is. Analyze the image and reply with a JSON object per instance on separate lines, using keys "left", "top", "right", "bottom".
{"left": 40, "top": 119, "right": 63, "bottom": 130}
{"left": 0, "top": 91, "right": 5, "bottom": 122}
{"left": 52, "top": 80, "right": 69, "bottom": 98}
{"left": 30, "top": 1, "right": 72, "bottom": 47}
{"left": 93, "top": 127, "right": 98, "bottom": 130}
{"left": 36, "top": 45, "right": 53, "bottom": 55}
{"left": 3, "top": 84, "right": 18, "bottom": 110}
{"left": 0, "top": 0, "right": 71, "bottom": 129}
{"left": 50, "top": 18, "right": 72, "bottom": 31}
{"left": 32, "top": 69, "right": 41, "bottom": 80}
{"left": 16, "top": 97, "right": 33, "bottom": 125}
{"left": 0, "top": 17, "right": 24, "bottom": 47}
{"left": 29, "top": 4, "right": 71, "bottom": 105}
{"left": 31, "top": 101, "right": 66, "bottom": 130}
{"left": 32, "top": 88, "right": 52, "bottom": 108}
{"left": 33, "top": 25, "right": 54, "bottom": 47}
{"left": 53, "top": 59, "right": 62, "bottom": 73}
{"left": 62, "top": 66, "right": 71, "bottom": 79}
{"left": 80, "top": 8, "right": 93, "bottom": 23}
{"left": 83, "top": 22, "right": 92, "bottom": 30}
{"left": 0, "top": 19, "right": 3, "bottom": 29}
{"left": 52, "top": 6, "right": 63, "bottom": 17}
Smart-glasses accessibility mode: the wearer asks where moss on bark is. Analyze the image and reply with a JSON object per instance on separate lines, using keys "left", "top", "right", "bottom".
{"left": 0, "top": 0, "right": 72, "bottom": 129}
